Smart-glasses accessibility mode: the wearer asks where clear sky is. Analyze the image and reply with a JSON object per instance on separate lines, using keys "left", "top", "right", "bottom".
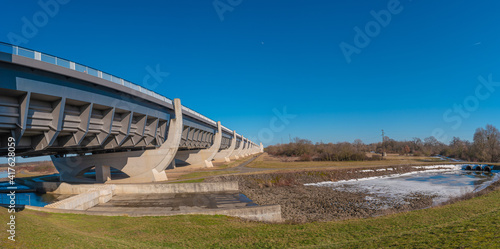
{"left": 1, "top": 0, "right": 500, "bottom": 149}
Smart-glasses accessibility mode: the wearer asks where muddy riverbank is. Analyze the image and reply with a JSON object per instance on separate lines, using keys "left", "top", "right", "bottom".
{"left": 207, "top": 165, "right": 498, "bottom": 223}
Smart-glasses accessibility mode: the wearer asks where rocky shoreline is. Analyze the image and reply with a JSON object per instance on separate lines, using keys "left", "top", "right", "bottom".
{"left": 207, "top": 165, "right": 455, "bottom": 223}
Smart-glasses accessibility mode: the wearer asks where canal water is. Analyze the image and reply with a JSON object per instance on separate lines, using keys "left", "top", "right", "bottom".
{"left": 306, "top": 165, "right": 499, "bottom": 207}
{"left": 0, "top": 171, "right": 256, "bottom": 208}
{"left": 0, "top": 191, "right": 65, "bottom": 207}
{"left": 0, "top": 177, "right": 67, "bottom": 207}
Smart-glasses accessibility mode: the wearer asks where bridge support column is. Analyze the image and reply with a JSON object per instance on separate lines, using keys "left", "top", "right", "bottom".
{"left": 213, "top": 130, "right": 237, "bottom": 163}
{"left": 253, "top": 143, "right": 259, "bottom": 154}
{"left": 236, "top": 137, "right": 248, "bottom": 159}
{"left": 240, "top": 139, "right": 248, "bottom": 158}
{"left": 51, "top": 98, "right": 183, "bottom": 183}
{"left": 96, "top": 165, "right": 111, "bottom": 183}
{"left": 229, "top": 136, "right": 245, "bottom": 160}
{"left": 174, "top": 121, "right": 222, "bottom": 168}
{"left": 167, "top": 159, "right": 176, "bottom": 170}
{"left": 245, "top": 142, "right": 252, "bottom": 156}
{"left": 242, "top": 143, "right": 249, "bottom": 157}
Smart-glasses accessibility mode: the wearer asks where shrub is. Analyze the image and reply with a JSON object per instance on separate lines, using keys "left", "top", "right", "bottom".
{"left": 299, "top": 154, "right": 312, "bottom": 161}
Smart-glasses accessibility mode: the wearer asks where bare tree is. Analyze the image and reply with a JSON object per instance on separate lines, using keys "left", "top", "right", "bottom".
{"left": 484, "top": 124, "right": 500, "bottom": 162}
{"left": 473, "top": 127, "right": 488, "bottom": 161}
{"left": 266, "top": 125, "right": 500, "bottom": 163}
{"left": 403, "top": 145, "right": 411, "bottom": 155}
{"left": 412, "top": 137, "right": 423, "bottom": 152}
{"left": 353, "top": 139, "right": 364, "bottom": 152}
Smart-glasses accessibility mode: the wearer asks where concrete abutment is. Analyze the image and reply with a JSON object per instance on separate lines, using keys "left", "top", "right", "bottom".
{"left": 33, "top": 182, "right": 282, "bottom": 222}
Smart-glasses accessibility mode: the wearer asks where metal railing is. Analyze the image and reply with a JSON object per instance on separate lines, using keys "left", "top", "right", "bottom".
{"left": 221, "top": 125, "right": 232, "bottom": 133}
{"left": 0, "top": 42, "right": 223, "bottom": 129}
{"left": 181, "top": 106, "right": 217, "bottom": 126}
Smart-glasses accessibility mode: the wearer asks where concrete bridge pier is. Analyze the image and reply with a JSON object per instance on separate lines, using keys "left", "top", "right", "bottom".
{"left": 244, "top": 140, "right": 252, "bottom": 156}
{"left": 95, "top": 165, "right": 111, "bottom": 183}
{"left": 237, "top": 138, "right": 248, "bottom": 158}
{"left": 166, "top": 159, "right": 176, "bottom": 170}
{"left": 230, "top": 137, "right": 245, "bottom": 160}
{"left": 249, "top": 144, "right": 257, "bottom": 155}
{"left": 253, "top": 143, "right": 261, "bottom": 154}
{"left": 174, "top": 121, "right": 222, "bottom": 168}
{"left": 251, "top": 143, "right": 257, "bottom": 154}
{"left": 242, "top": 141, "right": 250, "bottom": 157}
{"left": 51, "top": 99, "right": 184, "bottom": 183}
{"left": 213, "top": 131, "right": 237, "bottom": 163}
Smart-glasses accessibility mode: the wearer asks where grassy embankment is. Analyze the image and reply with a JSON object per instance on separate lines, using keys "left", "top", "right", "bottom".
{"left": 0, "top": 184, "right": 499, "bottom": 248}
{"left": 167, "top": 153, "right": 465, "bottom": 182}
{"left": 166, "top": 156, "right": 255, "bottom": 183}
{"left": 176, "top": 171, "right": 239, "bottom": 181}
{"left": 0, "top": 161, "right": 57, "bottom": 179}
{"left": 246, "top": 153, "right": 465, "bottom": 170}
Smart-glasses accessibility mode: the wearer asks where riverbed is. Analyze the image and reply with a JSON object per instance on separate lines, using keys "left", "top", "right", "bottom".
{"left": 208, "top": 164, "right": 500, "bottom": 222}
{"left": 305, "top": 165, "right": 499, "bottom": 207}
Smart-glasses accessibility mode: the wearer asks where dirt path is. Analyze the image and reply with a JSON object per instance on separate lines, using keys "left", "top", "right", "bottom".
{"left": 220, "top": 154, "right": 272, "bottom": 174}
{"left": 166, "top": 154, "right": 272, "bottom": 182}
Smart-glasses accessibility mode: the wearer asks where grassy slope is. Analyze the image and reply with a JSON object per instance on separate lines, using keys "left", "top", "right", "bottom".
{"left": 214, "top": 157, "right": 251, "bottom": 169}
{"left": 1, "top": 188, "right": 499, "bottom": 248}
{"left": 178, "top": 170, "right": 239, "bottom": 180}
{"left": 247, "top": 154, "right": 461, "bottom": 169}
{"left": 165, "top": 157, "right": 252, "bottom": 182}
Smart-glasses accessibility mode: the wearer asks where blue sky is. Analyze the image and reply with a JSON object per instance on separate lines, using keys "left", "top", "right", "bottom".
{"left": 2, "top": 0, "right": 500, "bottom": 151}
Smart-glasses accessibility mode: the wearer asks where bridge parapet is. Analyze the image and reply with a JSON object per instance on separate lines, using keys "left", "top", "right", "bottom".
{"left": 0, "top": 42, "right": 221, "bottom": 130}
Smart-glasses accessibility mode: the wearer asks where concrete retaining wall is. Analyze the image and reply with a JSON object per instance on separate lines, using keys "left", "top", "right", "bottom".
{"left": 32, "top": 181, "right": 282, "bottom": 222}
{"left": 42, "top": 182, "right": 239, "bottom": 195}
{"left": 27, "top": 205, "right": 282, "bottom": 223}
{"left": 113, "top": 182, "right": 239, "bottom": 194}
{"left": 41, "top": 182, "right": 105, "bottom": 194}
{"left": 191, "top": 205, "right": 282, "bottom": 222}
{"left": 45, "top": 185, "right": 114, "bottom": 210}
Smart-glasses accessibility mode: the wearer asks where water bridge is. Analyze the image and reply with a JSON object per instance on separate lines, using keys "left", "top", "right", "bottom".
{"left": 0, "top": 42, "right": 262, "bottom": 183}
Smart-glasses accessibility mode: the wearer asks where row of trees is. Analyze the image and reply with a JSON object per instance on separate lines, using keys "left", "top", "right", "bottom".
{"left": 265, "top": 124, "right": 500, "bottom": 162}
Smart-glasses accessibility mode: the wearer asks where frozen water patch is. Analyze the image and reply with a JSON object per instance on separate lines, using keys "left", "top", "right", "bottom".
{"left": 474, "top": 173, "right": 500, "bottom": 193}
{"left": 305, "top": 164, "right": 499, "bottom": 208}
{"left": 413, "top": 164, "right": 461, "bottom": 170}
{"left": 306, "top": 165, "right": 462, "bottom": 186}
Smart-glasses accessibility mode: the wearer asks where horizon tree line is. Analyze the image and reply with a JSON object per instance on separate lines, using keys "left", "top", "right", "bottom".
{"left": 265, "top": 124, "right": 500, "bottom": 163}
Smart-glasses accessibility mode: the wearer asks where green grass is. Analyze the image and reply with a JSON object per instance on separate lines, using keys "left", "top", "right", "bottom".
{"left": 215, "top": 156, "right": 255, "bottom": 170}
{"left": 247, "top": 154, "right": 462, "bottom": 170}
{"left": 1, "top": 187, "right": 499, "bottom": 248}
